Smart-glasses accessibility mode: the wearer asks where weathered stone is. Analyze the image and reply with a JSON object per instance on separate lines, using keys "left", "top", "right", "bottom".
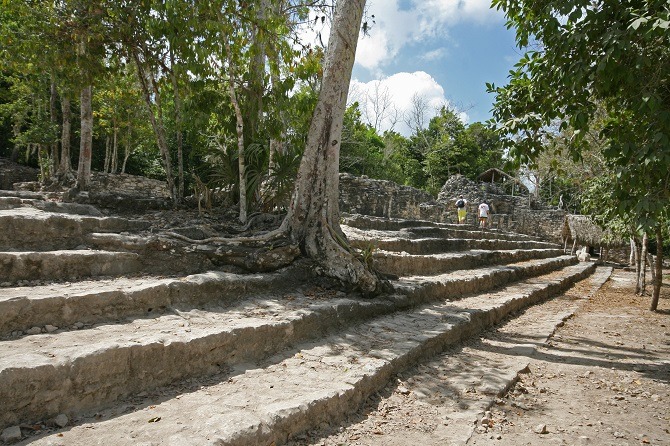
{"left": 54, "top": 413, "right": 69, "bottom": 428}
{"left": 1, "top": 425, "right": 22, "bottom": 443}
{"left": 0, "top": 158, "right": 38, "bottom": 190}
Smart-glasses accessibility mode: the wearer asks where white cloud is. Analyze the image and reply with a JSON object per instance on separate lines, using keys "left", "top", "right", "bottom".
{"left": 420, "top": 48, "right": 448, "bottom": 62}
{"left": 423, "top": 0, "right": 503, "bottom": 25}
{"left": 350, "top": 71, "right": 468, "bottom": 136}
{"left": 355, "top": 29, "right": 391, "bottom": 76}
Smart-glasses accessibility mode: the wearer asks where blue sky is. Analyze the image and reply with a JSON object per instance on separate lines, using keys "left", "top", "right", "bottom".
{"left": 348, "top": 0, "right": 522, "bottom": 135}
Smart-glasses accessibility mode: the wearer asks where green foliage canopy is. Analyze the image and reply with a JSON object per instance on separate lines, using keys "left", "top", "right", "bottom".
{"left": 489, "top": 0, "right": 670, "bottom": 229}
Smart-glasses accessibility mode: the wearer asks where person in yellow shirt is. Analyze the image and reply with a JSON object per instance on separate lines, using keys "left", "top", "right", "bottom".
{"left": 455, "top": 195, "right": 467, "bottom": 224}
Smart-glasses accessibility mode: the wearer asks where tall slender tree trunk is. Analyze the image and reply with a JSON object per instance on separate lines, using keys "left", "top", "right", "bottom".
{"left": 77, "top": 85, "right": 93, "bottom": 190}
{"left": 122, "top": 121, "right": 131, "bottom": 174}
{"left": 49, "top": 78, "right": 59, "bottom": 180}
{"left": 633, "top": 236, "right": 642, "bottom": 294}
{"left": 169, "top": 49, "right": 184, "bottom": 200}
{"left": 58, "top": 94, "right": 72, "bottom": 177}
{"left": 133, "top": 50, "right": 175, "bottom": 202}
{"left": 268, "top": 71, "right": 287, "bottom": 178}
{"left": 281, "top": 0, "right": 379, "bottom": 294}
{"left": 638, "top": 232, "right": 648, "bottom": 295}
{"left": 104, "top": 135, "right": 111, "bottom": 173}
{"left": 224, "top": 40, "right": 247, "bottom": 224}
{"left": 247, "top": 0, "right": 267, "bottom": 141}
{"left": 111, "top": 124, "right": 118, "bottom": 173}
{"left": 650, "top": 225, "right": 663, "bottom": 311}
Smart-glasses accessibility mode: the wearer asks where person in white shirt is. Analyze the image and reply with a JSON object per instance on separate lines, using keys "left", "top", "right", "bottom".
{"left": 478, "top": 202, "right": 490, "bottom": 229}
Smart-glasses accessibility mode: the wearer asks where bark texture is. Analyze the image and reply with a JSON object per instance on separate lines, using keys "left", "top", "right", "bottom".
{"left": 224, "top": 40, "right": 248, "bottom": 224}
{"left": 283, "top": 0, "right": 379, "bottom": 294}
{"left": 133, "top": 50, "right": 175, "bottom": 202}
{"left": 77, "top": 85, "right": 93, "bottom": 190}
{"left": 58, "top": 94, "right": 72, "bottom": 177}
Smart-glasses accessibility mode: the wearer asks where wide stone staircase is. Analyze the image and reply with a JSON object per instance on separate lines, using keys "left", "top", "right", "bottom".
{"left": 0, "top": 190, "right": 596, "bottom": 445}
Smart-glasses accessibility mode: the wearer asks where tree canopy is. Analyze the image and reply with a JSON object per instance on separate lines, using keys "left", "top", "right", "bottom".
{"left": 489, "top": 0, "right": 670, "bottom": 229}
{"left": 490, "top": 0, "right": 669, "bottom": 309}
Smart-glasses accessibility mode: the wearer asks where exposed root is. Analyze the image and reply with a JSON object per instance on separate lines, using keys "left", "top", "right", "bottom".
{"left": 162, "top": 222, "right": 289, "bottom": 245}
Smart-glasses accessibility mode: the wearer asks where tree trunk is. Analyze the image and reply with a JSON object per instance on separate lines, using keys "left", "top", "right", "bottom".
{"left": 77, "top": 85, "right": 93, "bottom": 190}
{"left": 282, "top": 0, "right": 379, "bottom": 294}
{"left": 133, "top": 50, "right": 175, "bottom": 202}
{"left": 104, "top": 135, "right": 111, "bottom": 173}
{"left": 650, "top": 225, "right": 663, "bottom": 311}
{"left": 633, "top": 236, "right": 642, "bottom": 294}
{"left": 629, "top": 238, "right": 636, "bottom": 266}
{"left": 169, "top": 48, "right": 184, "bottom": 200}
{"left": 58, "top": 94, "right": 72, "bottom": 177}
{"left": 224, "top": 40, "right": 247, "bottom": 224}
{"left": 647, "top": 252, "right": 656, "bottom": 288}
{"left": 122, "top": 121, "right": 131, "bottom": 174}
{"left": 111, "top": 125, "right": 118, "bottom": 173}
{"left": 245, "top": 0, "right": 268, "bottom": 142}
{"left": 50, "top": 79, "right": 59, "bottom": 180}
{"left": 268, "top": 73, "right": 286, "bottom": 179}
{"left": 638, "top": 232, "right": 648, "bottom": 295}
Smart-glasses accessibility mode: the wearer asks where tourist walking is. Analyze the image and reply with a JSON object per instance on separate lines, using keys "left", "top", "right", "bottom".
{"left": 478, "top": 202, "right": 490, "bottom": 229}
{"left": 455, "top": 195, "right": 467, "bottom": 224}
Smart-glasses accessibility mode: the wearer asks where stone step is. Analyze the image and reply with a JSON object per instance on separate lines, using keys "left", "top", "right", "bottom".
{"left": 0, "top": 196, "right": 103, "bottom": 216}
{"left": 15, "top": 262, "right": 596, "bottom": 445}
{"left": 350, "top": 235, "right": 559, "bottom": 255}
{"left": 0, "top": 250, "right": 142, "bottom": 284}
{"left": 374, "top": 248, "right": 564, "bottom": 276}
{"left": 0, "top": 254, "right": 573, "bottom": 341}
{"left": 0, "top": 256, "right": 581, "bottom": 431}
{"left": 393, "top": 255, "right": 577, "bottom": 301}
{"left": 0, "top": 190, "right": 51, "bottom": 201}
{"left": 0, "top": 266, "right": 306, "bottom": 339}
{"left": 0, "top": 208, "right": 149, "bottom": 251}
{"left": 343, "top": 225, "right": 540, "bottom": 248}
{"left": 342, "top": 213, "right": 441, "bottom": 231}
{"left": 402, "top": 225, "right": 541, "bottom": 241}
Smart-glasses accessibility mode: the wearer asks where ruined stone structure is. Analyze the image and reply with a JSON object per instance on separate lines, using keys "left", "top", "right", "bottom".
{"left": 339, "top": 173, "right": 448, "bottom": 222}
{"left": 89, "top": 172, "right": 170, "bottom": 199}
{"left": 0, "top": 159, "right": 592, "bottom": 247}
{"left": 0, "top": 158, "right": 38, "bottom": 190}
{"left": 340, "top": 173, "right": 568, "bottom": 244}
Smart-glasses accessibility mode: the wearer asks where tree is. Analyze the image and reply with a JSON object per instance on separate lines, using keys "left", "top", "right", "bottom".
{"left": 277, "top": 0, "right": 383, "bottom": 294}
{"left": 360, "top": 79, "right": 397, "bottom": 132}
{"left": 490, "top": 0, "right": 669, "bottom": 310}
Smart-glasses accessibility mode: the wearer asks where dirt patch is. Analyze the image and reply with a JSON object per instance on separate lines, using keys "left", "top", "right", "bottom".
{"left": 297, "top": 268, "right": 669, "bottom": 446}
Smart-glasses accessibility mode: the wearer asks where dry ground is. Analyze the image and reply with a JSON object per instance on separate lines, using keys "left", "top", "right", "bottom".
{"left": 298, "top": 268, "right": 670, "bottom": 446}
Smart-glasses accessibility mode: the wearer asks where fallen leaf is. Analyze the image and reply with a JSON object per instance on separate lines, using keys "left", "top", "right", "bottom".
{"left": 148, "top": 417, "right": 161, "bottom": 423}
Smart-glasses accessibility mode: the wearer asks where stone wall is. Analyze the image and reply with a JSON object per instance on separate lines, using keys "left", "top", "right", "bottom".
{"left": 90, "top": 172, "right": 170, "bottom": 198}
{"left": 509, "top": 209, "right": 567, "bottom": 243}
{"left": 0, "top": 158, "right": 39, "bottom": 190}
{"left": 339, "top": 174, "right": 449, "bottom": 222}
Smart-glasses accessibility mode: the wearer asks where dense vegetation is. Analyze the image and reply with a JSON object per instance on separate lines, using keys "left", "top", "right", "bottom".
{"left": 0, "top": 0, "right": 504, "bottom": 211}
{"left": 490, "top": 0, "right": 669, "bottom": 308}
